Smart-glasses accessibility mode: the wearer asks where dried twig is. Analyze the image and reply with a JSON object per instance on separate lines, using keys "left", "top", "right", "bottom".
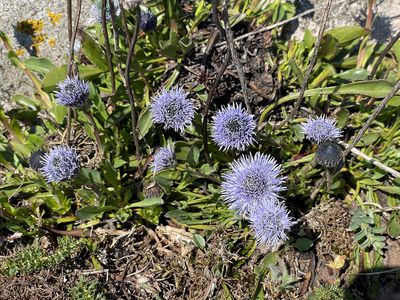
{"left": 102, "top": 0, "right": 116, "bottom": 95}
{"left": 221, "top": 0, "right": 251, "bottom": 113}
{"left": 338, "top": 141, "right": 400, "bottom": 178}
{"left": 343, "top": 79, "right": 400, "bottom": 157}
{"left": 372, "top": 205, "right": 400, "bottom": 213}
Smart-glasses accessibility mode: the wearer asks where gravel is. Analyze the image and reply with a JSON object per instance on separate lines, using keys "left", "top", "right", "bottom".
{"left": 1, "top": 0, "right": 400, "bottom": 109}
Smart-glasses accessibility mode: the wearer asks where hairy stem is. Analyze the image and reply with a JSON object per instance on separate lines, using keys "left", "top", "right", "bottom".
{"left": 85, "top": 111, "right": 104, "bottom": 157}
{"left": 65, "top": 0, "right": 82, "bottom": 145}
{"left": 125, "top": 8, "right": 143, "bottom": 167}
{"left": 221, "top": 0, "right": 251, "bottom": 113}
{"left": 369, "top": 30, "right": 400, "bottom": 79}
{"left": 285, "top": 0, "right": 333, "bottom": 123}
{"left": 202, "top": 51, "right": 231, "bottom": 166}
{"left": 102, "top": 0, "right": 116, "bottom": 95}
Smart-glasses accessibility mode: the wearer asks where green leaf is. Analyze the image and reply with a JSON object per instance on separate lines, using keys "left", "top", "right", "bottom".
{"left": 11, "top": 95, "right": 40, "bottom": 110}
{"left": 76, "top": 206, "right": 116, "bottom": 220}
{"left": 188, "top": 145, "right": 200, "bottom": 167}
{"left": 24, "top": 57, "right": 55, "bottom": 74}
{"left": 54, "top": 104, "right": 67, "bottom": 124}
{"left": 376, "top": 186, "right": 400, "bottom": 195}
{"left": 41, "top": 65, "right": 68, "bottom": 91}
{"left": 125, "top": 197, "right": 164, "bottom": 208}
{"left": 336, "top": 108, "right": 349, "bottom": 128}
{"left": 293, "top": 238, "right": 313, "bottom": 251}
{"left": 325, "top": 26, "right": 368, "bottom": 46}
{"left": 193, "top": 233, "right": 206, "bottom": 249}
{"left": 259, "top": 80, "right": 399, "bottom": 124}
{"left": 81, "top": 31, "right": 109, "bottom": 71}
{"left": 303, "top": 29, "right": 315, "bottom": 49}
{"left": 333, "top": 68, "right": 369, "bottom": 81}
{"left": 138, "top": 107, "right": 153, "bottom": 139}
{"left": 42, "top": 65, "right": 103, "bottom": 91}
{"left": 318, "top": 34, "right": 339, "bottom": 61}
{"left": 389, "top": 214, "right": 400, "bottom": 238}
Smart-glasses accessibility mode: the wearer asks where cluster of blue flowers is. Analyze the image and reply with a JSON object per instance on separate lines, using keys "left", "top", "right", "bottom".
{"left": 222, "top": 152, "right": 293, "bottom": 247}
{"left": 149, "top": 86, "right": 295, "bottom": 246}
{"left": 301, "top": 115, "right": 342, "bottom": 145}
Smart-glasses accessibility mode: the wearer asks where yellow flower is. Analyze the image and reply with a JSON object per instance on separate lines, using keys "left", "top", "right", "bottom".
{"left": 47, "top": 10, "right": 62, "bottom": 27}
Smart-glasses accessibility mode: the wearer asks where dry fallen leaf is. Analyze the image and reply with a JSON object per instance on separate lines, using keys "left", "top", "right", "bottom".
{"left": 327, "top": 255, "right": 346, "bottom": 270}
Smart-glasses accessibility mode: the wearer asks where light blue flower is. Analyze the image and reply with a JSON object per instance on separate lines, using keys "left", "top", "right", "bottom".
{"left": 150, "top": 86, "right": 194, "bottom": 132}
{"left": 55, "top": 76, "right": 89, "bottom": 108}
{"left": 301, "top": 115, "right": 342, "bottom": 144}
{"left": 249, "top": 200, "right": 293, "bottom": 247}
{"left": 221, "top": 152, "right": 285, "bottom": 217}
{"left": 40, "top": 146, "right": 80, "bottom": 183}
{"left": 211, "top": 103, "right": 256, "bottom": 151}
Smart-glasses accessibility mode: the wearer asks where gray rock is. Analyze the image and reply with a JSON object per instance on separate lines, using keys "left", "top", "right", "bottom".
{"left": 0, "top": 0, "right": 92, "bottom": 109}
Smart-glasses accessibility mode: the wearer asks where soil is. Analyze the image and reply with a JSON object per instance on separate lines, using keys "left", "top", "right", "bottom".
{"left": 0, "top": 211, "right": 352, "bottom": 300}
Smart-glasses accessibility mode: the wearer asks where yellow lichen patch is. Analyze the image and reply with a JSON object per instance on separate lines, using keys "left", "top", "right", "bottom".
{"left": 32, "top": 33, "right": 47, "bottom": 53}
{"left": 15, "top": 49, "right": 25, "bottom": 56}
{"left": 16, "top": 19, "right": 44, "bottom": 36}
{"left": 47, "top": 10, "right": 62, "bottom": 27}
{"left": 47, "top": 37, "right": 56, "bottom": 48}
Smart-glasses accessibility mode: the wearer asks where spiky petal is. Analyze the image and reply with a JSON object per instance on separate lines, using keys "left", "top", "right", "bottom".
{"left": 211, "top": 103, "right": 256, "bottom": 151}
{"left": 301, "top": 115, "right": 342, "bottom": 144}
{"left": 221, "top": 152, "right": 285, "bottom": 217}
{"left": 249, "top": 200, "right": 294, "bottom": 247}
{"left": 150, "top": 86, "right": 194, "bottom": 132}
{"left": 55, "top": 76, "right": 90, "bottom": 108}
{"left": 40, "top": 146, "right": 80, "bottom": 183}
{"left": 151, "top": 146, "right": 176, "bottom": 172}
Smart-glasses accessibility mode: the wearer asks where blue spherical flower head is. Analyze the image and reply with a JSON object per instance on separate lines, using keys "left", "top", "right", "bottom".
{"left": 90, "top": 0, "right": 121, "bottom": 23}
{"left": 211, "top": 103, "right": 256, "bottom": 151}
{"left": 40, "top": 146, "right": 80, "bottom": 183}
{"left": 151, "top": 145, "right": 176, "bottom": 172}
{"left": 249, "top": 200, "right": 294, "bottom": 247}
{"left": 221, "top": 152, "right": 285, "bottom": 217}
{"left": 301, "top": 115, "right": 342, "bottom": 144}
{"left": 150, "top": 86, "right": 194, "bottom": 132}
{"left": 55, "top": 76, "right": 90, "bottom": 108}
{"left": 140, "top": 10, "right": 157, "bottom": 32}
